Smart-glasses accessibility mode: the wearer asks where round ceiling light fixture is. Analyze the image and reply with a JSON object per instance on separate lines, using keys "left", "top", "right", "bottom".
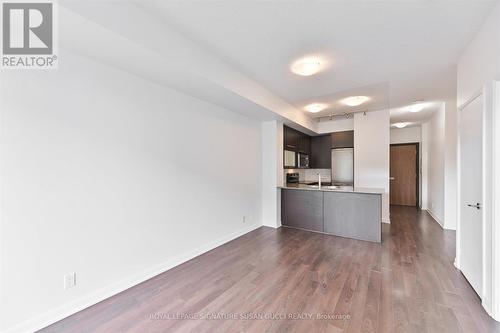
{"left": 405, "top": 101, "right": 425, "bottom": 113}
{"left": 393, "top": 122, "right": 410, "bottom": 129}
{"left": 304, "top": 103, "right": 327, "bottom": 113}
{"left": 341, "top": 96, "right": 370, "bottom": 107}
{"left": 291, "top": 57, "right": 322, "bottom": 76}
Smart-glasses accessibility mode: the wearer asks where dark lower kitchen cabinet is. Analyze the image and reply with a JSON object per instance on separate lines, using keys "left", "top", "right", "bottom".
{"left": 331, "top": 130, "right": 354, "bottom": 149}
{"left": 323, "top": 191, "right": 381, "bottom": 242}
{"left": 281, "top": 189, "right": 323, "bottom": 232}
{"left": 310, "top": 135, "right": 331, "bottom": 168}
{"left": 281, "top": 188, "right": 382, "bottom": 242}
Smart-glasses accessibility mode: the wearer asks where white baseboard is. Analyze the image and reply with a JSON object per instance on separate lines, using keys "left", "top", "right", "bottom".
{"left": 262, "top": 221, "right": 281, "bottom": 228}
{"left": 454, "top": 257, "right": 460, "bottom": 270}
{"left": 382, "top": 218, "right": 391, "bottom": 224}
{"left": 263, "top": 224, "right": 280, "bottom": 229}
{"left": 482, "top": 297, "right": 494, "bottom": 319}
{"left": 3, "top": 223, "right": 262, "bottom": 333}
{"left": 425, "top": 209, "right": 444, "bottom": 228}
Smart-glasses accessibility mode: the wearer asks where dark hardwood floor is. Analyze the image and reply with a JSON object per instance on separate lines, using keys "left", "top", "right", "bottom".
{"left": 39, "top": 206, "right": 500, "bottom": 332}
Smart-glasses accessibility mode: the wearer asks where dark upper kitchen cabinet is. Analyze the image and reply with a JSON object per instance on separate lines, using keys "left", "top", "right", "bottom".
{"left": 331, "top": 130, "right": 354, "bottom": 149}
{"left": 284, "top": 125, "right": 311, "bottom": 154}
{"left": 284, "top": 126, "right": 352, "bottom": 169}
{"left": 284, "top": 125, "right": 299, "bottom": 151}
{"left": 298, "top": 134, "right": 311, "bottom": 154}
{"left": 310, "top": 135, "right": 332, "bottom": 169}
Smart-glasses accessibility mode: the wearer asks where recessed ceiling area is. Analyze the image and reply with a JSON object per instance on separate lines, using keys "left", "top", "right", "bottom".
{"left": 296, "top": 82, "right": 389, "bottom": 118}
{"left": 390, "top": 101, "right": 442, "bottom": 125}
{"left": 142, "top": 0, "right": 496, "bottom": 126}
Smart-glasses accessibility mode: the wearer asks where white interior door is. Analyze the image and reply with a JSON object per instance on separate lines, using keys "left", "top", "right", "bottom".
{"left": 459, "top": 95, "right": 483, "bottom": 296}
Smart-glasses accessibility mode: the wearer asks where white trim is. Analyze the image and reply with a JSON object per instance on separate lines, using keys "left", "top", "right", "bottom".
{"left": 265, "top": 223, "right": 281, "bottom": 229}
{"left": 3, "top": 223, "right": 262, "bottom": 333}
{"left": 457, "top": 89, "right": 485, "bottom": 300}
{"left": 382, "top": 217, "right": 391, "bottom": 224}
{"left": 456, "top": 91, "right": 464, "bottom": 270}
{"left": 454, "top": 258, "right": 460, "bottom": 270}
{"left": 459, "top": 90, "right": 484, "bottom": 111}
{"left": 482, "top": 85, "right": 492, "bottom": 309}
{"left": 491, "top": 81, "right": 500, "bottom": 321}
{"left": 425, "top": 209, "right": 444, "bottom": 228}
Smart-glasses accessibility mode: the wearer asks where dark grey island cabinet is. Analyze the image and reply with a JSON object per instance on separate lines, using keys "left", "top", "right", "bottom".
{"left": 281, "top": 189, "right": 323, "bottom": 231}
{"left": 281, "top": 187, "right": 382, "bottom": 242}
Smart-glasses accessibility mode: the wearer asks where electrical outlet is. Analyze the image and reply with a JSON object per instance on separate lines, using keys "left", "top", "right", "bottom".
{"left": 64, "top": 272, "right": 76, "bottom": 290}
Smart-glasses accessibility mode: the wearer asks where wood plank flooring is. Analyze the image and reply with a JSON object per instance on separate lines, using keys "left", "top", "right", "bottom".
{"left": 39, "top": 206, "right": 500, "bottom": 332}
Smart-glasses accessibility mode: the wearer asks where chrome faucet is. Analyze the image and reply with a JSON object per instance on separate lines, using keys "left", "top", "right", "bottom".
{"left": 317, "top": 173, "right": 322, "bottom": 189}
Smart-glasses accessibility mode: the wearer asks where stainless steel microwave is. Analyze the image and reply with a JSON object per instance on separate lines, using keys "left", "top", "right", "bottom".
{"left": 298, "top": 153, "right": 309, "bottom": 168}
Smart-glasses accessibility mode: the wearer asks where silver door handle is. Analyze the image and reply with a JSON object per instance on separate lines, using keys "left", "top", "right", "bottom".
{"left": 389, "top": 177, "right": 395, "bottom": 180}
{"left": 467, "top": 203, "right": 481, "bottom": 209}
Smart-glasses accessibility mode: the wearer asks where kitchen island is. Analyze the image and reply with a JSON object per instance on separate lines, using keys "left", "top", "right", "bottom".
{"left": 279, "top": 184, "right": 384, "bottom": 242}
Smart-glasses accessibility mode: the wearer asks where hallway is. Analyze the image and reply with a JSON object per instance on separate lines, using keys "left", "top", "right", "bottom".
{"left": 40, "top": 206, "right": 499, "bottom": 332}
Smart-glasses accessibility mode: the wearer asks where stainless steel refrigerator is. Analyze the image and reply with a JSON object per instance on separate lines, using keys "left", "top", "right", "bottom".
{"left": 331, "top": 148, "right": 354, "bottom": 186}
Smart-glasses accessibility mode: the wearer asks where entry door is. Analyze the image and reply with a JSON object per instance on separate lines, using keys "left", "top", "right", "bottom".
{"left": 390, "top": 144, "right": 418, "bottom": 206}
{"left": 459, "top": 96, "right": 483, "bottom": 297}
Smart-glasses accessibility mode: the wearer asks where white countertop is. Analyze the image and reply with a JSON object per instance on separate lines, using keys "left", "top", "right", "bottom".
{"left": 279, "top": 184, "right": 385, "bottom": 195}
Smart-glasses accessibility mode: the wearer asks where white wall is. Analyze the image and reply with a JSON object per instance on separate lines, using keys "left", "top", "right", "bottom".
{"left": 422, "top": 104, "right": 446, "bottom": 226}
{"left": 262, "top": 121, "right": 282, "bottom": 228}
{"left": 457, "top": 2, "right": 500, "bottom": 107}
{"left": 0, "top": 50, "right": 263, "bottom": 332}
{"left": 457, "top": 1, "right": 500, "bottom": 320}
{"left": 354, "top": 110, "right": 390, "bottom": 223}
{"left": 390, "top": 126, "right": 421, "bottom": 144}
{"left": 317, "top": 117, "right": 354, "bottom": 134}
{"left": 444, "top": 69, "right": 459, "bottom": 231}
{"left": 421, "top": 124, "right": 429, "bottom": 210}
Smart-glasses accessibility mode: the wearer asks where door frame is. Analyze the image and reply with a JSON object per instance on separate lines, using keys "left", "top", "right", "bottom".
{"left": 456, "top": 81, "right": 500, "bottom": 321}
{"left": 390, "top": 142, "right": 420, "bottom": 207}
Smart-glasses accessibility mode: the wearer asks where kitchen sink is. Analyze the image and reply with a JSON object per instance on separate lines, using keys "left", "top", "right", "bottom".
{"left": 323, "top": 185, "right": 354, "bottom": 190}
{"left": 305, "top": 181, "right": 332, "bottom": 186}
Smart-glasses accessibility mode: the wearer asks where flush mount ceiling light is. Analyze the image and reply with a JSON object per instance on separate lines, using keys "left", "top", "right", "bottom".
{"left": 405, "top": 101, "right": 425, "bottom": 113}
{"left": 393, "top": 122, "right": 410, "bottom": 129}
{"left": 291, "top": 57, "right": 322, "bottom": 76}
{"left": 341, "top": 96, "right": 370, "bottom": 107}
{"left": 304, "top": 103, "right": 327, "bottom": 113}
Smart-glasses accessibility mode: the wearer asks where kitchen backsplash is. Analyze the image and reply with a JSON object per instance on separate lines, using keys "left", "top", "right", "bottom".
{"left": 284, "top": 169, "right": 331, "bottom": 183}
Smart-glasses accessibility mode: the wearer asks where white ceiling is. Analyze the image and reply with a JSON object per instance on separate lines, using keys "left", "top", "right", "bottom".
{"left": 143, "top": 0, "right": 496, "bottom": 124}
{"left": 297, "top": 82, "right": 389, "bottom": 118}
